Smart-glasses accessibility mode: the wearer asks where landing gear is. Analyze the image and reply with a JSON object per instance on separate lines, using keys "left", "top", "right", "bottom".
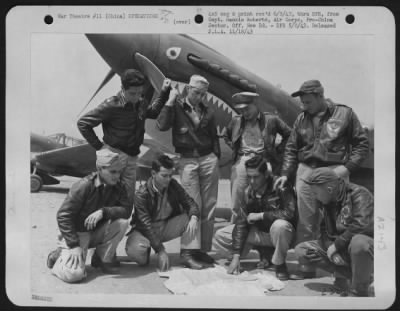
{"left": 31, "top": 174, "right": 43, "bottom": 193}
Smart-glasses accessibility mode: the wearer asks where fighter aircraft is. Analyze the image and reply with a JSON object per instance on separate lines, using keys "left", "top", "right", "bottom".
{"left": 31, "top": 131, "right": 177, "bottom": 192}
{"left": 32, "top": 34, "right": 373, "bottom": 193}
{"left": 30, "top": 132, "right": 86, "bottom": 192}
{"left": 83, "top": 33, "right": 374, "bottom": 191}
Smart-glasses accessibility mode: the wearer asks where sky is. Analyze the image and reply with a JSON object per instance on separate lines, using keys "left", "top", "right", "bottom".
{"left": 31, "top": 33, "right": 374, "bottom": 138}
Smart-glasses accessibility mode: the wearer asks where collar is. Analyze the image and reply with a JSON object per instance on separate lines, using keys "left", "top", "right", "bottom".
{"left": 241, "top": 112, "right": 262, "bottom": 125}
{"left": 304, "top": 99, "right": 335, "bottom": 119}
{"left": 117, "top": 90, "right": 128, "bottom": 107}
{"left": 336, "top": 179, "right": 347, "bottom": 205}
{"left": 152, "top": 178, "right": 161, "bottom": 194}
{"left": 147, "top": 177, "right": 168, "bottom": 198}
{"left": 249, "top": 176, "right": 274, "bottom": 199}
{"left": 94, "top": 173, "right": 106, "bottom": 188}
{"left": 185, "top": 98, "right": 207, "bottom": 112}
{"left": 118, "top": 89, "right": 143, "bottom": 108}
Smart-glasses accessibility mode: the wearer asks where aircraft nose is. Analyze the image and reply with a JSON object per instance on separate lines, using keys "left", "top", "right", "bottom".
{"left": 85, "top": 34, "right": 160, "bottom": 74}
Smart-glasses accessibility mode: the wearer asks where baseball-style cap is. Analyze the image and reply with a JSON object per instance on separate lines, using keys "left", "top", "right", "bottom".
{"left": 121, "top": 69, "right": 146, "bottom": 88}
{"left": 232, "top": 92, "right": 259, "bottom": 109}
{"left": 302, "top": 167, "right": 339, "bottom": 185}
{"left": 291, "top": 80, "right": 324, "bottom": 97}
{"left": 188, "top": 75, "right": 209, "bottom": 91}
{"left": 96, "top": 148, "right": 123, "bottom": 168}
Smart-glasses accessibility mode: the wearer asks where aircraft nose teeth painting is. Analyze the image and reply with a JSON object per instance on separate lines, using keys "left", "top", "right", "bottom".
{"left": 6, "top": 5, "right": 396, "bottom": 309}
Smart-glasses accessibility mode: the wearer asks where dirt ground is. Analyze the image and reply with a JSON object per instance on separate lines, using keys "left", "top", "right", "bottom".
{"left": 30, "top": 176, "right": 343, "bottom": 300}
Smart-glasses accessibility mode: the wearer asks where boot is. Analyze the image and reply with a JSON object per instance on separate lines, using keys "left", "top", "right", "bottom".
{"left": 180, "top": 249, "right": 206, "bottom": 270}
{"left": 289, "top": 264, "right": 317, "bottom": 280}
{"left": 254, "top": 246, "right": 272, "bottom": 269}
{"left": 333, "top": 277, "right": 349, "bottom": 293}
{"left": 47, "top": 247, "right": 62, "bottom": 269}
{"left": 91, "top": 253, "right": 120, "bottom": 274}
{"left": 192, "top": 250, "right": 215, "bottom": 265}
{"left": 275, "top": 263, "right": 289, "bottom": 281}
{"left": 91, "top": 252, "right": 120, "bottom": 268}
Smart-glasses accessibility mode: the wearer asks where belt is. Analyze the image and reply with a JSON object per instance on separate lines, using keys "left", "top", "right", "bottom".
{"left": 238, "top": 151, "right": 264, "bottom": 158}
{"left": 180, "top": 148, "right": 213, "bottom": 158}
{"left": 303, "top": 159, "right": 325, "bottom": 168}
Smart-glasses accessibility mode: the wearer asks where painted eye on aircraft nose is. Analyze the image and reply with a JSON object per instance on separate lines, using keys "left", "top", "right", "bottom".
{"left": 166, "top": 47, "right": 181, "bottom": 60}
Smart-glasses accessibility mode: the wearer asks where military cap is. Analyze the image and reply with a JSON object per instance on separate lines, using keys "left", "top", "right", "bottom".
{"left": 302, "top": 167, "right": 340, "bottom": 185}
{"left": 121, "top": 69, "right": 146, "bottom": 88}
{"left": 291, "top": 80, "right": 324, "bottom": 97}
{"left": 96, "top": 148, "right": 123, "bottom": 168}
{"left": 188, "top": 75, "right": 209, "bottom": 91}
{"left": 232, "top": 92, "right": 259, "bottom": 109}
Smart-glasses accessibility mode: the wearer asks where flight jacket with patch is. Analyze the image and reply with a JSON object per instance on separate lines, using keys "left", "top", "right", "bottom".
{"left": 281, "top": 100, "right": 369, "bottom": 179}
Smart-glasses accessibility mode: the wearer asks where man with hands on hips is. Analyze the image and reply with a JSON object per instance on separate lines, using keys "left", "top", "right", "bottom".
{"left": 294, "top": 167, "right": 374, "bottom": 297}
{"left": 274, "top": 80, "right": 369, "bottom": 250}
{"left": 46, "top": 149, "right": 132, "bottom": 283}
{"left": 125, "top": 155, "right": 213, "bottom": 271}
{"left": 78, "top": 69, "right": 172, "bottom": 205}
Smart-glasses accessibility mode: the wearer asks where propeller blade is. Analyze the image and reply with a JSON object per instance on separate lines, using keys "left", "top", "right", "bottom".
{"left": 76, "top": 69, "right": 116, "bottom": 118}
{"left": 134, "top": 53, "right": 165, "bottom": 93}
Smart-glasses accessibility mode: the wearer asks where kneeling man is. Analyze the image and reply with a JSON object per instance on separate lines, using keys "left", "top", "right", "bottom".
{"left": 47, "top": 149, "right": 132, "bottom": 283}
{"left": 294, "top": 167, "right": 374, "bottom": 296}
{"left": 125, "top": 154, "right": 213, "bottom": 271}
{"left": 213, "top": 155, "right": 297, "bottom": 280}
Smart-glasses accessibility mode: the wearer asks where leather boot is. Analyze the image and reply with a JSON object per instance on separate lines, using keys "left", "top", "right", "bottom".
{"left": 275, "top": 263, "right": 289, "bottom": 281}
{"left": 91, "top": 254, "right": 120, "bottom": 274}
{"left": 91, "top": 252, "right": 120, "bottom": 268}
{"left": 333, "top": 277, "right": 349, "bottom": 293}
{"left": 192, "top": 250, "right": 215, "bottom": 265}
{"left": 289, "top": 271, "right": 316, "bottom": 280}
{"left": 180, "top": 249, "right": 206, "bottom": 270}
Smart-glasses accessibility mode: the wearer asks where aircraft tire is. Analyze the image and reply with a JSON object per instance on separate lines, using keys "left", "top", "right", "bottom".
{"left": 31, "top": 174, "right": 43, "bottom": 193}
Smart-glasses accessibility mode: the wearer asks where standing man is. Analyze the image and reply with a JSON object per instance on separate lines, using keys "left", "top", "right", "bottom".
{"left": 78, "top": 69, "right": 172, "bottom": 205}
{"left": 157, "top": 75, "right": 220, "bottom": 264}
{"left": 274, "top": 80, "right": 369, "bottom": 248}
{"left": 46, "top": 149, "right": 132, "bottom": 283}
{"left": 125, "top": 155, "right": 212, "bottom": 271}
{"left": 213, "top": 156, "right": 297, "bottom": 280}
{"left": 294, "top": 167, "right": 374, "bottom": 296}
{"left": 222, "top": 92, "right": 291, "bottom": 223}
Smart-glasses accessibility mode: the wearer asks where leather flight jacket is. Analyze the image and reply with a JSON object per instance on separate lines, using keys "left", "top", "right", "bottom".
{"left": 231, "top": 176, "right": 297, "bottom": 255}
{"left": 78, "top": 89, "right": 170, "bottom": 157}
{"left": 222, "top": 112, "right": 292, "bottom": 174}
{"left": 130, "top": 178, "right": 200, "bottom": 253}
{"left": 281, "top": 100, "right": 369, "bottom": 179}
{"left": 321, "top": 182, "right": 374, "bottom": 252}
{"left": 156, "top": 100, "right": 221, "bottom": 158}
{"left": 57, "top": 172, "right": 132, "bottom": 249}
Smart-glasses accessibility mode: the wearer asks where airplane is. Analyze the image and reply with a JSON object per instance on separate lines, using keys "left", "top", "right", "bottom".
{"left": 31, "top": 132, "right": 178, "bottom": 193}
{"left": 32, "top": 34, "right": 374, "bottom": 196}
{"left": 31, "top": 132, "right": 87, "bottom": 192}
{"left": 84, "top": 33, "right": 374, "bottom": 191}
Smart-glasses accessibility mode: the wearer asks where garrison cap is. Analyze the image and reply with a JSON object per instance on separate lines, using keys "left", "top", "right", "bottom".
{"left": 232, "top": 92, "right": 259, "bottom": 109}
{"left": 96, "top": 148, "right": 124, "bottom": 168}
{"left": 188, "top": 75, "right": 209, "bottom": 91}
{"left": 291, "top": 80, "right": 324, "bottom": 97}
{"left": 121, "top": 69, "right": 146, "bottom": 88}
{"left": 302, "top": 167, "right": 340, "bottom": 185}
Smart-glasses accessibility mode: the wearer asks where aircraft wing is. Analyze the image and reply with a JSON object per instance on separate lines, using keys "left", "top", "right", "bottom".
{"left": 33, "top": 139, "right": 178, "bottom": 181}
{"left": 34, "top": 143, "right": 96, "bottom": 178}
